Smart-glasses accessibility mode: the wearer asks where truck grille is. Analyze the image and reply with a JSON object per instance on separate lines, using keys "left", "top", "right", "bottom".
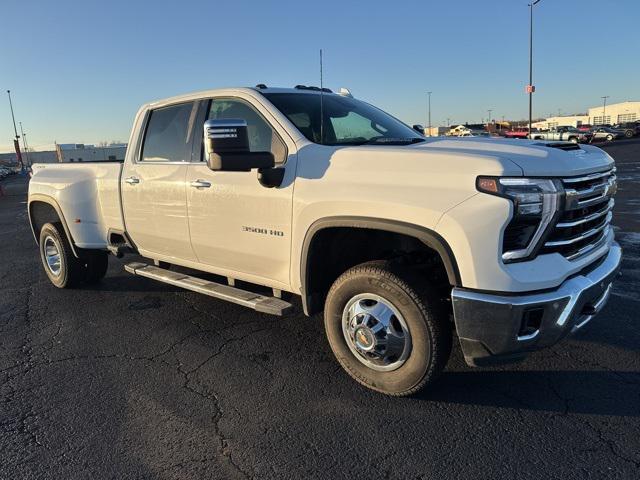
{"left": 541, "top": 168, "right": 616, "bottom": 260}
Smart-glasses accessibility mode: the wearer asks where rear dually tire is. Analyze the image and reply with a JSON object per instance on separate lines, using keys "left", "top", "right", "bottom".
{"left": 39, "top": 222, "right": 109, "bottom": 288}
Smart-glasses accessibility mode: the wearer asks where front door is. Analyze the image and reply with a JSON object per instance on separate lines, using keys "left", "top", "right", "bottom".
{"left": 121, "top": 101, "right": 200, "bottom": 262}
{"left": 186, "top": 96, "right": 296, "bottom": 287}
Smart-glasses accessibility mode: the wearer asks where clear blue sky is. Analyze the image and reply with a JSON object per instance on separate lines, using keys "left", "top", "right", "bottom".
{"left": 1, "top": 0, "right": 638, "bottom": 152}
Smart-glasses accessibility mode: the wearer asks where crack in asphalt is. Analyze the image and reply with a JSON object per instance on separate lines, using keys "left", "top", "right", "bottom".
{"left": 174, "top": 326, "right": 278, "bottom": 480}
{"left": 542, "top": 348, "right": 640, "bottom": 468}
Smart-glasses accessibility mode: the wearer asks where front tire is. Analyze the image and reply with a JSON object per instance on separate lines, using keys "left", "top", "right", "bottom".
{"left": 324, "top": 261, "right": 451, "bottom": 396}
{"left": 606, "top": 134, "right": 614, "bottom": 141}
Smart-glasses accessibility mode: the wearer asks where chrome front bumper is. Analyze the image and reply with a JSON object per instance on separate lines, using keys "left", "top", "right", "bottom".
{"left": 451, "top": 243, "right": 622, "bottom": 366}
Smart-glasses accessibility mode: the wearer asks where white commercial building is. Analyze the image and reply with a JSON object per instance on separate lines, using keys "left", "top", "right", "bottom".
{"left": 534, "top": 101, "right": 640, "bottom": 130}
{"left": 588, "top": 101, "right": 639, "bottom": 126}
{"left": 533, "top": 115, "right": 590, "bottom": 130}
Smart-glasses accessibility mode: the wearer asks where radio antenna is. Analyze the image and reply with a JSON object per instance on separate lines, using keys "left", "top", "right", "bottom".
{"left": 319, "top": 49, "right": 324, "bottom": 145}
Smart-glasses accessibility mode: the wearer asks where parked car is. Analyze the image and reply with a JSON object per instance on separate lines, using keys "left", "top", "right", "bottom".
{"left": 529, "top": 126, "right": 592, "bottom": 143}
{"left": 458, "top": 130, "right": 490, "bottom": 137}
{"left": 612, "top": 122, "right": 640, "bottom": 138}
{"left": 504, "top": 127, "right": 538, "bottom": 139}
{"left": 28, "top": 85, "right": 621, "bottom": 396}
{"left": 590, "top": 126, "right": 624, "bottom": 142}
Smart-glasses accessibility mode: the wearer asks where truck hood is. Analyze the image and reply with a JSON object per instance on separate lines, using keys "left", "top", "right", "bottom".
{"left": 415, "top": 137, "right": 614, "bottom": 176}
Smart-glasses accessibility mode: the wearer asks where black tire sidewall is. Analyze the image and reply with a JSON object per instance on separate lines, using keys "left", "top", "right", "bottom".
{"left": 325, "top": 267, "right": 438, "bottom": 395}
{"left": 39, "top": 223, "right": 73, "bottom": 288}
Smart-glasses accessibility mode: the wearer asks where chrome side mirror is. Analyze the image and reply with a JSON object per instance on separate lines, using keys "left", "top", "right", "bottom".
{"left": 203, "top": 119, "right": 274, "bottom": 172}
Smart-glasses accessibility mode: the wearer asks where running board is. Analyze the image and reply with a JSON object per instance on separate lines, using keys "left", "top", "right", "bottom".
{"left": 124, "top": 262, "right": 293, "bottom": 316}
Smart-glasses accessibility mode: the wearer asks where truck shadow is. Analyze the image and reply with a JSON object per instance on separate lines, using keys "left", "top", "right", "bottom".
{"left": 420, "top": 370, "right": 640, "bottom": 417}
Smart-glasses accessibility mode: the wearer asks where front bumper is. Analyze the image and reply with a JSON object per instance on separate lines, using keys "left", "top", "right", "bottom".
{"left": 451, "top": 243, "right": 622, "bottom": 366}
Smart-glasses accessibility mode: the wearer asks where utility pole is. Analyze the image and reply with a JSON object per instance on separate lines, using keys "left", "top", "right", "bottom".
{"left": 528, "top": 0, "right": 541, "bottom": 134}
{"left": 487, "top": 109, "right": 492, "bottom": 125}
{"left": 601, "top": 96, "right": 610, "bottom": 125}
{"left": 427, "top": 91, "right": 432, "bottom": 137}
{"left": 6, "top": 90, "right": 24, "bottom": 170}
{"left": 19, "top": 122, "right": 30, "bottom": 166}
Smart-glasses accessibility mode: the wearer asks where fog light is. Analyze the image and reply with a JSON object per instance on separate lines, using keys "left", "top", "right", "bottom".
{"left": 518, "top": 308, "right": 544, "bottom": 341}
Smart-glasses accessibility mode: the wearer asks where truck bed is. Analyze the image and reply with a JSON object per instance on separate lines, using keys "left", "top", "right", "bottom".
{"left": 29, "top": 162, "right": 125, "bottom": 249}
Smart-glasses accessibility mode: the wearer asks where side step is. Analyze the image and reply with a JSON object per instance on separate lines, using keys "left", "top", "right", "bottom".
{"left": 124, "top": 262, "right": 293, "bottom": 316}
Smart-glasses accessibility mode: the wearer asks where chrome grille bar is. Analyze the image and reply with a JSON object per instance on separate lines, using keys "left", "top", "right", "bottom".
{"left": 562, "top": 170, "right": 615, "bottom": 184}
{"left": 542, "top": 167, "right": 616, "bottom": 261}
{"left": 565, "top": 227, "right": 610, "bottom": 261}
{"left": 545, "top": 212, "right": 612, "bottom": 247}
{"left": 555, "top": 199, "right": 614, "bottom": 228}
{"left": 564, "top": 174, "right": 617, "bottom": 210}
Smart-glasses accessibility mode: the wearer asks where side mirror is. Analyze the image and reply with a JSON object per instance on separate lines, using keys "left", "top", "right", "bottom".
{"left": 204, "top": 119, "right": 274, "bottom": 172}
{"left": 412, "top": 124, "right": 425, "bottom": 135}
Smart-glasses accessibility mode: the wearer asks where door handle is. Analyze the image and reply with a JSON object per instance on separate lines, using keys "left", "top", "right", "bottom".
{"left": 125, "top": 176, "right": 140, "bottom": 185}
{"left": 190, "top": 180, "right": 211, "bottom": 188}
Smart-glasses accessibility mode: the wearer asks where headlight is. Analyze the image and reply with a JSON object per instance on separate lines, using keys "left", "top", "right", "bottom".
{"left": 477, "top": 177, "right": 563, "bottom": 262}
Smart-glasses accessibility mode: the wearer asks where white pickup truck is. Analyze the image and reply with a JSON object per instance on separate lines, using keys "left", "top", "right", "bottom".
{"left": 28, "top": 85, "right": 621, "bottom": 396}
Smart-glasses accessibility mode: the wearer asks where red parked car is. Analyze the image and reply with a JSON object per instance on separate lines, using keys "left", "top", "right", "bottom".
{"left": 504, "top": 127, "right": 538, "bottom": 139}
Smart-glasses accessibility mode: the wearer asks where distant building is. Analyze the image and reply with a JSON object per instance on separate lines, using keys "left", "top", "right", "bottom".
{"left": 0, "top": 150, "right": 58, "bottom": 165}
{"left": 55, "top": 143, "right": 127, "bottom": 162}
{"left": 533, "top": 115, "right": 590, "bottom": 129}
{"left": 424, "top": 126, "right": 450, "bottom": 137}
{"left": 588, "top": 101, "right": 639, "bottom": 125}
{"left": 532, "top": 101, "right": 639, "bottom": 130}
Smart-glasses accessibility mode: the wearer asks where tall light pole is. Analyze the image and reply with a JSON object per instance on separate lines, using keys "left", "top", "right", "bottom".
{"left": 601, "top": 96, "right": 610, "bottom": 125}
{"left": 19, "top": 122, "right": 30, "bottom": 166}
{"left": 6, "top": 90, "right": 24, "bottom": 170}
{"left": 487, "top": 109, "right": 492, "bottom": 125}
{"left": 427, "top": 91, "right": 432, "bottom": 137}
{"left": 528, "top": 0, "right": 541, "bottom": 134}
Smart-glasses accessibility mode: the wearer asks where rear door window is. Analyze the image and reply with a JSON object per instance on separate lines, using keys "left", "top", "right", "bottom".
{"left": 141, "top": 102, "right": 198, "bottom": 162}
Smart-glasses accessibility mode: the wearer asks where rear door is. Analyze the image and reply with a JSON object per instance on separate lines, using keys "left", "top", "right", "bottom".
{"left": 121, "top": 101, "right": 200, "bottom": 261}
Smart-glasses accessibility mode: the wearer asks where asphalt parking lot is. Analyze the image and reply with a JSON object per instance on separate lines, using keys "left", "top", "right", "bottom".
{"left": 1, "top": 139, "right": 639, "bottom": 480}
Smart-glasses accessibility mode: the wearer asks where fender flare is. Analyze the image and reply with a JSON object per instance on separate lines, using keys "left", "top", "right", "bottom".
{"left": 28, "top": 194, "right": 80, "bottom": 258}
{"left": 299, "top": 216, "right": 462, "bottom": 315}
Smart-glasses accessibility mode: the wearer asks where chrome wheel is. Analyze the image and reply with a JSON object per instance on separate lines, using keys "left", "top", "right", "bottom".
{"left": 43, "top": 236, "right": 62, "bottom": 277}
{"left": 342, "top": 293, "right": 412, "bottom": 372}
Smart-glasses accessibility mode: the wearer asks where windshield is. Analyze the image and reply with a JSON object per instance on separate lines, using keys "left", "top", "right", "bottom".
{"left": 262, "top": 93, "right": 424, "bottom": 146}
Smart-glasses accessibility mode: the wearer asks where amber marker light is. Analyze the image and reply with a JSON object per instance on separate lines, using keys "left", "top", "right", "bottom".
{"left": 477, "top": 177, "right": 498, "bottom": 194}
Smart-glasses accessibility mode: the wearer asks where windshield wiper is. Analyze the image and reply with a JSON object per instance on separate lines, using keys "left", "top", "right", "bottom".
{"left": 328, "top": 137, "right": 426, "bottom": 146}
{"left": 361, "top": 137, "right": 426, "bottom": 145}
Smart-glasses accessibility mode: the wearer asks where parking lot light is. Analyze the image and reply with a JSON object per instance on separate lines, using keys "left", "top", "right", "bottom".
{"left": 528, "top": 0, "right": 542, "bottom": 135}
